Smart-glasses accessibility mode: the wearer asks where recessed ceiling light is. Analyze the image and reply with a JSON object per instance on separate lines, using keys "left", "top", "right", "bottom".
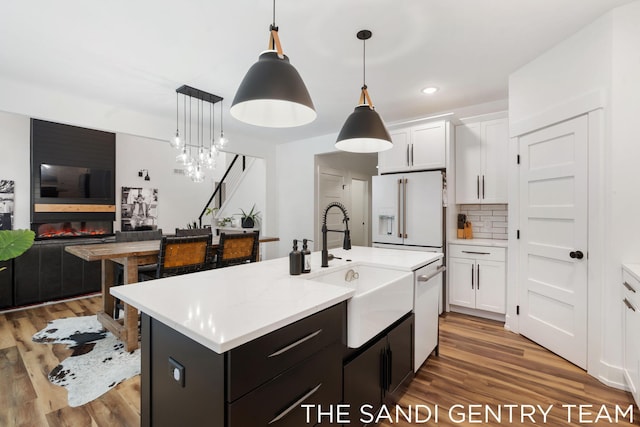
{"left": 422, "top": 87, "right": 439, "bottom": 95}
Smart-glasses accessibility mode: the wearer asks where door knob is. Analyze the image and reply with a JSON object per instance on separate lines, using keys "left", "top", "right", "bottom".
{"left": 569, "top": 250, "right": 584, "bottom": 260}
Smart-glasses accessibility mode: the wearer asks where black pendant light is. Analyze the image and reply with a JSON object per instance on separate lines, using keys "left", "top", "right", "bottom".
{"left": 230, "top": 0, "right": 316, "bottom": 128}
{"left": 335, "top": 30, "right": 392, "bottom": 153}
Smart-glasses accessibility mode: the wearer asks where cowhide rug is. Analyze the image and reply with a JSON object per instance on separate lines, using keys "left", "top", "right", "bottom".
{"left": 32, "top": 315, "right": 140, "bottom": 407}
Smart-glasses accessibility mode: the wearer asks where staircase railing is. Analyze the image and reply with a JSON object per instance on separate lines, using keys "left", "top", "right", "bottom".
{"left": 198, "top": 154, "right": 245, "bottom": 227}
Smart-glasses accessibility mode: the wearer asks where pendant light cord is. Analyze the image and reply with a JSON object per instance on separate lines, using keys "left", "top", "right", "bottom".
{"left": 360, "top": 35, "right": 374, "bottom": 109}
{"left": 268, "top": 0, "right": 284, "bottom": 56}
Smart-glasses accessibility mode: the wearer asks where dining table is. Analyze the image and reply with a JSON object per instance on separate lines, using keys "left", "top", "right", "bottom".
{"left": 65, "top": 234, "right": 279, "bottom": 351}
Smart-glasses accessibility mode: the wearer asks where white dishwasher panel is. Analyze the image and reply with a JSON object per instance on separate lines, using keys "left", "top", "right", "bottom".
{"left": 414, "top": 260, "right": 445, "bottom": 372}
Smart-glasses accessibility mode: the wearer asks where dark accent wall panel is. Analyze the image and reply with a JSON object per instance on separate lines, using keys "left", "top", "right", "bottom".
{"left": 30, "top": 119, "right": 116, "bottom": 221}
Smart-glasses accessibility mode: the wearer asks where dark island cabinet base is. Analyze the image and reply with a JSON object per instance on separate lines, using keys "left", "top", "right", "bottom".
{"left": 142, "top": 302, "right": 346, "bottom": 427}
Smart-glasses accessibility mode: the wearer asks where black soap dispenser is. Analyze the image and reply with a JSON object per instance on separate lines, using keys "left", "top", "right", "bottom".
{"left": 301, "top": 239, "right": 312, "bottom": 274}
{"left": 289, "top": 239, "right": 302, "bottom": 275}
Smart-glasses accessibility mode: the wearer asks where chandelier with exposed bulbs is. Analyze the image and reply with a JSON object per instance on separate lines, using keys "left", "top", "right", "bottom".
{"left": 169, "top": 85, "right": 228, "bottom": 182}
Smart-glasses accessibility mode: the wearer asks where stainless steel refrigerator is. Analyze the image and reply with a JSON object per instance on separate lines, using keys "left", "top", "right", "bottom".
{"left": 372, "top": 170, "right": 444, "bottom": 252}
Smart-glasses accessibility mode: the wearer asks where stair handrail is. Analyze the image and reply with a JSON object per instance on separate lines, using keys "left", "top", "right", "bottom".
{"left": 198, "top": 154, "right": 245, "bottom": 227}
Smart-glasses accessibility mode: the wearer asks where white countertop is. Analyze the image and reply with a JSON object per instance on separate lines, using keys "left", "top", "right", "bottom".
{"left": 449, "top": 238, "right": 508, "bottom": 248}
{"left": 623, "top": 264, "right": 640, "bottom": 281}
{"left": 111, "top": 246, "right": 442, "bottom": 354}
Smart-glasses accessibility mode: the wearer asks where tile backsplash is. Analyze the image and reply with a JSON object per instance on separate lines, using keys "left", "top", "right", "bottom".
{"left": 457, "top": 204, "right": 508, "bottom": 240}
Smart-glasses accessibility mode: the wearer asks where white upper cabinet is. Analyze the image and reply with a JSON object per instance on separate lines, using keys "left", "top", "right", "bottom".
{"left": 455, "top": 117, "right": 509, "bottom": 204}
{"left": 378, "top": 121, "right": 446, "bottom": 174}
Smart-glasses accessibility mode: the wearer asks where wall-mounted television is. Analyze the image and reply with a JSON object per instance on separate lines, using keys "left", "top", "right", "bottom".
{"left": 40, "top": 164, "right": 112, "bottom": 199}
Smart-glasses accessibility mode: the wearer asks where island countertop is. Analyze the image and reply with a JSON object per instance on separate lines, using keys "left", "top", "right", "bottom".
{"left": 111, "top": 246, "right": 442, "bottom": 354}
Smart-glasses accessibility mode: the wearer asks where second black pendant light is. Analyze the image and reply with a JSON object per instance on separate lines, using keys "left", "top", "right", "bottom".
{"left": 230, "top": 0, "right": 316, "bottom": 128}
{"left": 335, "top": 30, "right": 392, "bottom": 153}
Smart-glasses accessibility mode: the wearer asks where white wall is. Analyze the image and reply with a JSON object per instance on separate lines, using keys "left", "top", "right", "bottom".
{"left": 508, "top": 0, "right": 640, "bottom": 387}
{"left": 0, "top": 111, "right": 31, "bottom": 229}
{"left": 274, "top": 133, "right": 339, "bottom": 257}
{"left": 214, "top": 158, "right": 266, "bottom": 231}
{"left": 116, "top": 133, "right": 214, "bottom": 233}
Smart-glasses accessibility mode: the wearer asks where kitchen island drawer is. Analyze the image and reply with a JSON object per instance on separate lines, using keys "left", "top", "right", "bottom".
{"left": 449, "top": 244, "right": 505, "bottom": 261}
{"left": 226, "top": 302, "right": 345, "bottom": 402}
{"left": 228, "top": 343, "right": 342, "bottom": 427}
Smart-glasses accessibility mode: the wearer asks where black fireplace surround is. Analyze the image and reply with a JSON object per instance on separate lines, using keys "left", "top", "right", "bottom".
{"left": 30, "top": 119, "right": 116, "bottom": 240}
{"left": 0, "top": 120, "right": 117, "bottom": 309}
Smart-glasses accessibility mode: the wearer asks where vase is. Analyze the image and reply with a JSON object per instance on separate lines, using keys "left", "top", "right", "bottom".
{"left": 241, "top": 217, "right": 254, "bottom": 228}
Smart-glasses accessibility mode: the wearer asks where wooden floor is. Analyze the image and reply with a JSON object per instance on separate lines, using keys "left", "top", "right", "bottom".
{"left": 1, "top": 298, "right": 637, "bottom": 426}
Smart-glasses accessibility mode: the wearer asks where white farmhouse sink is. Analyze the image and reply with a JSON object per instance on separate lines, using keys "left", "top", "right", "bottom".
{"left": 307, "top": 264, "right": 413, "bottom": 348}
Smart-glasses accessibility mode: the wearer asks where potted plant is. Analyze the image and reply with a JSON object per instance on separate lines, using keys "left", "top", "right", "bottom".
{"left": 0, "top": 229, "right": 35, "bottom": 271}
{"left": 238, "top": 204, "right": 261, "bottom": 229}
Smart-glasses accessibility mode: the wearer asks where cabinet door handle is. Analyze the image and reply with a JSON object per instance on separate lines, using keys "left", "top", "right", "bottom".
{"left": 403, "top": 178, "right": 408, "bottom": 238}
{"left": 267, "top": 383, "right": 323, "bottom": 424}
{"left": 624, "top": 298, "right": 636, "bottom": 312}
{"left": 411, "top": 144, "right": 414, "bottom": 166}
{"left": 268, "top": 329, "right": 323, "bottom": 358}
{"left": 482, "top": 175, "right": 485, "bottom": 199}
{"left": 477, "top": 176, "right": 480, "bottom": 199}
{"left": 387, "top": 346, "right": 393, "bottom": 391}
{"left": 477, "top": 264, "right": 480, "bottom": 289}
{"left": 397, "top": 179, "right": 402, "bottom": 238}
{"left": 380, "top": 348, "right": 388, "bottom": 390}
{"left": 462, "top": 250, "right": 491, "bottom": 255}
{"left": 624, "top": 281, "right": 637, "bottom": 293}
{"left": 471, "top": 264, "right": 474, "bottom": 289}
{"left": 406, "top": 145, "right": 410, "bottom": 167}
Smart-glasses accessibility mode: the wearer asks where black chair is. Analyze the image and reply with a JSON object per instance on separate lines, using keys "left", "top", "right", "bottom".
{"left": 140, "top": 235, "right": 209, "bottom": 280}
{"left": 215, "top": 231, "right": 259, "bottom": 268}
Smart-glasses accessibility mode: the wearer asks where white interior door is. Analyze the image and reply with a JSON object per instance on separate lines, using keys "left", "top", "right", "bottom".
{"left": 518, "top": 115, "right": 588, "bottom": 369}
{"left": 319, "top": 170, "right": 346, "bottom": 250}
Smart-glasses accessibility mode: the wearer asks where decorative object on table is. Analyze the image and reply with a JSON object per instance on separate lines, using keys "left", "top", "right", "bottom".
{"left": 231, "top": 0, "right": 315, "bottom": 128}
{"left": 335, "top": 30, "right": 392, "bottom": 153}
{"left": 238, "top": 204, "right": 261, "bottom": 228}
{"left": 121, "top": 187, "right": 158, "bottom": 231}
{"left": 0, "top": 180, "right": 15, "bottom": 230}
{"left": 169, "top": 85, "right": 225, "bottom": 183}
{"left": 32, "top": 315, "right": 141, "bottom": 408}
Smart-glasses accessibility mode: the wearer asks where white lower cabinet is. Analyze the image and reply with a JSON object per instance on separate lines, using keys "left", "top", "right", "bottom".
{"left": 622, "top": 265, "right": 640, "bottom": 408}
{"left": 449, "top": 244, "right": 506, "bottom": 314}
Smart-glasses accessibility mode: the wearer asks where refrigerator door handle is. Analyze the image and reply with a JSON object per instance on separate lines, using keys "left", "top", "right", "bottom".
{"left": 397, "top": 179, "right": 402, "bottom": 238}
{"left": 403, "top": 178, "right": 408, "bottom": 238}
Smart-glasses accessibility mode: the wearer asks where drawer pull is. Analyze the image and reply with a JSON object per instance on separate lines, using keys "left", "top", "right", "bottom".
{"left": 462, "top": 251, "right": 491, "bottom": 255}
{"left": 624, "top": 298, "right": 636, "bottom": 312}
{"left": 268, "top": 383, "right": 322, "bottom": 424}
{"left": 417, "top": 266, "right": 447, "bottom": 282}
{"left": 624, "top": 281, "right": 637, "bottom": 293}
{"left": 268, "top": 329, "right": 323, "bottom": 358}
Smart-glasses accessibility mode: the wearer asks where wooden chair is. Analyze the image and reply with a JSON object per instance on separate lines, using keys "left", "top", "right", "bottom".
{"left": 175, "top": 227, "right": 215, "bottom": 269}
{"left": 141, "top": 235, "right": 209, "bottom": 280}
{"left": 215, "top": 231, "right": 259, "bottom": 268}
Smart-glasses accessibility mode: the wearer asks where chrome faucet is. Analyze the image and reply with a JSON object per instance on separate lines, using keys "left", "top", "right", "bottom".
{"left": 321, "top": 202, "right": 351, "bottom": 267}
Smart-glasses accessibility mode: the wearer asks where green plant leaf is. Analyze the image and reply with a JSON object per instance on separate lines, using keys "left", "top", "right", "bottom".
{"left": 0, "top": 229, "right": 35, "bottom": 262}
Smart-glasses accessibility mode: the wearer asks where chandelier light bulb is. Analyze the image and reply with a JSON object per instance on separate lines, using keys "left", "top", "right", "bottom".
{"left": 176, "top": 146, "right": 188, "bottom": 164}
{"left": 191, "top": 164, "right": 205, "bottom": 183}
{"left": 169, "top": 130, "right": 182, "bottom": 150}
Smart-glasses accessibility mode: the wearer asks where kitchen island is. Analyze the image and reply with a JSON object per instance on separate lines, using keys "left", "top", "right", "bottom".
{"left": 112, "top": 246, "right": 441, "bottom": 426}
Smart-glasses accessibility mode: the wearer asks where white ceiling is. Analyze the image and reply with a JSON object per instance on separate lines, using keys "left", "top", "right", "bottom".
{"left": 0, "top": 0, "right": 633, "bottom": 144}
